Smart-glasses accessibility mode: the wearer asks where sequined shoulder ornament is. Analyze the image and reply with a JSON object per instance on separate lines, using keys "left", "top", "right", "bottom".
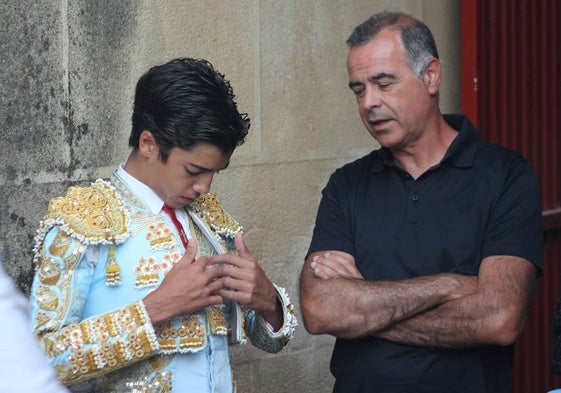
{"left": 189, "top": 193, "right": 242, "bottom": 240}
{"left": 34, "top": 180, "right": 129, "bottom": 251}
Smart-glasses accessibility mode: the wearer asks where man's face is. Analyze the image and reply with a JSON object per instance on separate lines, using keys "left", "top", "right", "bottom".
{"left": 347, "top": 29, "right": 434, "bottom": 152}
{"left": 149, "top": 142, "right": 232, "bottom": 209}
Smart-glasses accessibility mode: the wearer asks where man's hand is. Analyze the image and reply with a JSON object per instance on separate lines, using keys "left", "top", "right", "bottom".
{"left": 208, "top": 232, "right": 282, "bottom": 331}
{"left": 143, "top": 239, "right": 225, "bottom": 325}
{"left": 310, "top": 250, "right": 364, "bottom": 280}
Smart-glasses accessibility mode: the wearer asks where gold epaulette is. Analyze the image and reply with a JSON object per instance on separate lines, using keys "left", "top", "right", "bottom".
{"left": 42, "top": 180, "right": 129, "bottom": 244}
{"left": 190, "top": 193, "right": 242, "bottom": 239}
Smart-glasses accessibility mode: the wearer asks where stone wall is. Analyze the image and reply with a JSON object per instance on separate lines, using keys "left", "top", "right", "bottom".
{"left": 0, "top": 1, "right": 460, "bottom": 391}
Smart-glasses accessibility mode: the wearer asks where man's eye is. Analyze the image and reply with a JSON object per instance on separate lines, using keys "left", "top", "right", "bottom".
{"left": 378, "top": 82, "right": 391, "bottom": 90}
{"left": 352, "top": 88, "right": 365, "bottom": 97}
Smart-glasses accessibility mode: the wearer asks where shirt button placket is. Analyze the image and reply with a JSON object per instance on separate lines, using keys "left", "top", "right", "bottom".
{"left": 407, "top": 192, "right": 419, "bottom": 223}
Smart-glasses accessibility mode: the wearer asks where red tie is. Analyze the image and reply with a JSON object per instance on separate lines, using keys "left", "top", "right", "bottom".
{"left": 162, "top": 204, "right": 189, "bottom": 249}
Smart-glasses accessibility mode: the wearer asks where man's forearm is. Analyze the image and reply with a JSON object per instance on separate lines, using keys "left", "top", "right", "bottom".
{"left": 300, "top": 269, "right": 476, "bottom": 339}
{"left": 376, "top": 256, "right": 537, "bottom": 348}
{"left": 375, "top": 294, "right": 492, "bottom": 347}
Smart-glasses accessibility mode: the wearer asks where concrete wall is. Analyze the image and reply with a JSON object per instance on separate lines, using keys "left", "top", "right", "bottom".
{"left": 0, "top": 1, "right": 460, "bottom": 392}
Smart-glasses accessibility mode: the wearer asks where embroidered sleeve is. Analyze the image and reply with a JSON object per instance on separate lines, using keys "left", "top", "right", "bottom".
{"left": 29, "top": 226, "right": 159, "bottom": 385}
{"left": 243, "top": 284, "right": 297, "bottom": 353}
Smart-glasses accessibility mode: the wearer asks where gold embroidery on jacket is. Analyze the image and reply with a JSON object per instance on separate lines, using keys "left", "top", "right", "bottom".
{"left": 191, "top": 193, "right": 242, "bottom": 239}
{"left": 155, "top": 316, "right": 205, "bottom": 352}
{"left": 100, "top": 358, "right": 173, "bottom": 392}
{"left": 145, "top": 221, "right": 174, "bottom": 250}
{"left": 38, "top": 257, "right": 62, "bottom": 286}
{"left": 134, "top": 256, "right": 159, "bottom": 288}
{"left": 54, "top": 303, "right": 159, "bottom": 384}
{"left": 36, "top": 285, "right": 59, "bottom": 310}
{"left": 35, "top": 310, "right": 51, "bottom": 330}
{"left": 134, "top": 251, "right": 181, "bottom": 289}
{"left": 105, "top": 245, "right": 121, "bottom": 286}
{"left": 48, "top": 231, "right": 71, "bottom": 257}
{"left": 208, "top": 306, "right": 228, "bottom": 335}
{"left": 35, "top": 240, "right": 84, "bottom": 329}
{"left": 42, "top": 180, "right": 129, "bottom": 244}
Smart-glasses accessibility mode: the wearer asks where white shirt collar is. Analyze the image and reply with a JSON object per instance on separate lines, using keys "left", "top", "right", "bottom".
{"left": 116, "top": 163, "right": 164, "bottom": 215}
{"left": 116, "top": 163, "right": 192, "bottom": 238}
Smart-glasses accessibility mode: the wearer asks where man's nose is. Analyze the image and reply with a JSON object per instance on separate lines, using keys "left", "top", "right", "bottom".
{"left": 193, "top": 173, "right": 213, "bottom": 195}
{"left": 361, "top": 86, "right": 382, "bottom": 111}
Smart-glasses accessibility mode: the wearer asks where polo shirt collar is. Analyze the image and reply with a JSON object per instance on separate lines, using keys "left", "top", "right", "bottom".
{"left": 372, "top": 148, "right": 393, "bottom": 173}
{"left": 370, "top": 114, "right": 480, "bottom": 173}
{"left": 441, "top": 114, "right": 479, "bottom": 168}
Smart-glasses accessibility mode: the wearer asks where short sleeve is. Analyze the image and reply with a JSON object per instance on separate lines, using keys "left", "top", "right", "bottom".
{"left": 482, "top": 154, "right": 543, "bottom": 272}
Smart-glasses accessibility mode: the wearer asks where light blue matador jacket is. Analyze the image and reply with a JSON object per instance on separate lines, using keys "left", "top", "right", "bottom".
{"left": 29, "top": 170, "right": 296, "bottom": 392}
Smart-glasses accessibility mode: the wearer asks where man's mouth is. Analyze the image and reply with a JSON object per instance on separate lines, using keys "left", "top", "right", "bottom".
{"left": 181, "top": 196, "right": 195, "bottom": 204}
{"left": 370, "top": 118, "right": 391, "bottom": 127}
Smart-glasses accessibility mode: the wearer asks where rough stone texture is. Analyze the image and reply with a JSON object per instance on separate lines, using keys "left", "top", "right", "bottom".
{"left": 0, "top": 1, "right": 460, "bottom": 392}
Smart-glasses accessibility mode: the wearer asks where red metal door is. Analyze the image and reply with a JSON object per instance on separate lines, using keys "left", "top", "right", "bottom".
{"left": 461, "top": 0, "right": 561, "bottom": 391}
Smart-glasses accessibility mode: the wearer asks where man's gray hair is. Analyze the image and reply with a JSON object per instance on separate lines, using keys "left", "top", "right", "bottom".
{"left": 346, "top": 11, "right": 439, "bottom": 79}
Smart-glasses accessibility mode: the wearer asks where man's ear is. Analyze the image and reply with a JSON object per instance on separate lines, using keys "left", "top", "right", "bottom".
{"left": 138, "top": 130, "right": 158, "bottom": 158}
{"left": 422, "top": 58, "right": 441, "bottom": 95}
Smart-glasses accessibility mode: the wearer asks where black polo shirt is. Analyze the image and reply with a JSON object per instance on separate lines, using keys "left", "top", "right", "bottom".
{"left": 307, "top": 114, "right": 543, "bottom": 393}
